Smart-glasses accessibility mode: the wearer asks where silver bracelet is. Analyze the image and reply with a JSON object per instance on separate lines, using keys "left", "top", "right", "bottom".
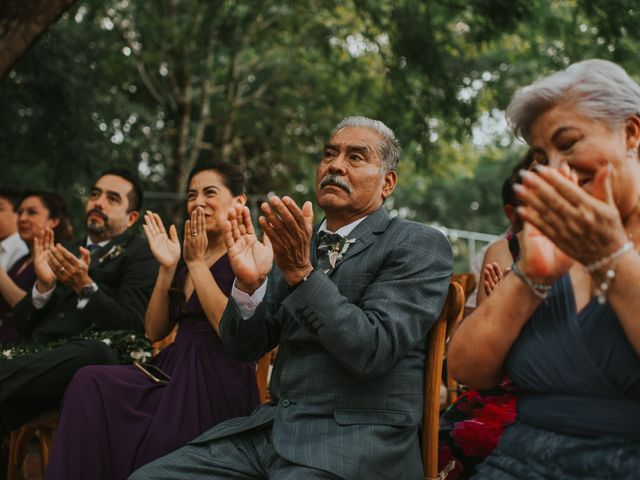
{"left": 586, "top": 242, "right": 633, "bottom": 272}
{"left": 511, "top": 262, "right": 553, "bottom": 300}
{"left": 588, "top": 242, "right": 634, "bottom": 304}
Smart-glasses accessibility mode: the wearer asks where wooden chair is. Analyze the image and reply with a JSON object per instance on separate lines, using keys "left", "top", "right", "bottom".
{"left": 422, "top": 281, "right": 465, "bottom": 480}
{"left": 447, "top": 274, "right": 476, "bottom": 405}
{"left": 451, "top": 272, "right": 477, "bottom": 302}
{"left": 6, "top": 328, "right": 179, "bottom": 479}
{"left": 256, "top": 347, "right": 278, "bottom": 404}
{"left": 7, "top": 410, "right": 58, "bottom": 480}
{"left": 151, "top": 324, "right": 178, "bottom": 356}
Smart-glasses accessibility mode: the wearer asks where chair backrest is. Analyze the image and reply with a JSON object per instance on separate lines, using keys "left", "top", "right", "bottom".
{"left": 151, "top": 324, "right": 178, "bottom": 356}
{"left": 447, "top": 274, "right": 476, "bottom": 406}
{"left": 451, "top": 273, "right": 477, "bottom": 300}
{"left": 422, "top": 281, "right": 465, "bottom": 480}
{"left": 256, "top": 347, "right": 278, "bottom": 404}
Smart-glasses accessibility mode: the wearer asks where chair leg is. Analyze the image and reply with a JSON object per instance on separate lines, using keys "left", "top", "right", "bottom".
{"left": 36, "top": 427, "right": 54, "bottom": 474}
{"left": 6, "top": 430, "right": 18, "bottom": 480}
{"left": 7, "top": 426, "right": 36, "bottom": 480}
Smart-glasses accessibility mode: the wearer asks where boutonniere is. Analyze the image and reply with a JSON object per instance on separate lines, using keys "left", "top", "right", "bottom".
{"left": 328, "top": 238, "right": 356, "bottom": 269}
{"left": 98, "top": 244, "right": 125, "bottom": 264}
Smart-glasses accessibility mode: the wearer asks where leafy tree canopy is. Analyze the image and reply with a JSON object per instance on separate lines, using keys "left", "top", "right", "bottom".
{"left": 2, "top": 0, "right": 640, "bottom": 242}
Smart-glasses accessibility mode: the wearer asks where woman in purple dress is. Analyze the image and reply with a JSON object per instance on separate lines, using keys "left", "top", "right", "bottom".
{"left": 0, "top": 191, "right": 71, "bottom": 343}
{"left": 45, "top": 162, "right": 260, "bottom": 480}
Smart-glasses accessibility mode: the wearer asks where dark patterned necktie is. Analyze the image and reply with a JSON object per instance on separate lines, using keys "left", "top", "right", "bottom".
{"left": 316, "top": 231, "right": 343, "bottom": 273}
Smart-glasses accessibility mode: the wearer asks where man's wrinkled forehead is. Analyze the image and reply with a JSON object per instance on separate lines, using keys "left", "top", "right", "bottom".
{"left": 326, "top": 126, "right": 384, "bottom": 158}
{"left": 324, "top": 141, "right": 373, "bottom": 156}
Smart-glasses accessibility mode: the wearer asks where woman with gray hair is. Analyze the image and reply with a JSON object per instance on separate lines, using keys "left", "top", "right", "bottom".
{"left": 448, "top": 59, "right": 640, "bottom": 478}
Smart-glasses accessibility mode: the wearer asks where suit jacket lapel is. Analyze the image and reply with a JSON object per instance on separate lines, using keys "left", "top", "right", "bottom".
{"left": 316, "top": 207, "right": 391, "bottom": 276}
{"left": 88, "top": 241, "right": 112, "bottom": 270}
{"left": 88, "top": 229, "right": 133, "bottom": 271}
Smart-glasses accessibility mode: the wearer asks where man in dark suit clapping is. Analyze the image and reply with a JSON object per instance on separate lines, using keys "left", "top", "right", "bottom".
{"left": 131, "top": 117, "right": 452, "bottom": 480}
{"left": 0, "top": 169, "right": 157, "bottom": 440}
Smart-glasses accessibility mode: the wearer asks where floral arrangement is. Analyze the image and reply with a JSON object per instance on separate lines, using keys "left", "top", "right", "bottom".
{"left": 327, "top": 237, "right": 356, "bottom": 269}
{"left": 450, "top": 391, "right": 517, "bottom": 458}
{"left": 438, "top": 379, "right": 517, "bottom": 479}
{"left": 98, "top": 244, "right": 125, "bottom": 264}
{"left": 0, "top": 329, "right": 152, "bottom": 365}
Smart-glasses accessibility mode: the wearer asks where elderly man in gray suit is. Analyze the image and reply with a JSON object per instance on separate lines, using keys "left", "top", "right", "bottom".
{"left": 130, "top": 116, "right": 453, "bottom": 480}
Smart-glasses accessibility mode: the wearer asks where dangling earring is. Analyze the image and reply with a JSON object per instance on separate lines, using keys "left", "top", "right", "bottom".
{"left": 627, "top": 147, "right": 638, "bottom": 160}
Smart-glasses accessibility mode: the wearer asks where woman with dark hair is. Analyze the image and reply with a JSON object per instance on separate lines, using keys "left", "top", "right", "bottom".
{"left": 449, "top": 59, "right": 640, "bottom": 478}
{"left": 45, "top": 162, "right": 260, "bottom": 480}
{"left": 0, "top": 191, "right": 71, "bottom": 343}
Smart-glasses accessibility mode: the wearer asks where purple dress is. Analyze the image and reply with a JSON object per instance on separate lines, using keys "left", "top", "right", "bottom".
{"left": 0, "top": 254, "right": 35, "bottom": 344}
{"left": 44, "top": 255, "right": 260, "bottom": 480}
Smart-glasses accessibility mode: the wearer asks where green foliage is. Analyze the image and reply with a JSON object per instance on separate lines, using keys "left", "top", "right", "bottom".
{"left": 389, "top": 146, "right": 526, "bottom": 233}
{"left": 2, "top": 0, "right": 640, "bottom": 240}
{"left": 0, "top": 329, "right": 152, "bottom": 365}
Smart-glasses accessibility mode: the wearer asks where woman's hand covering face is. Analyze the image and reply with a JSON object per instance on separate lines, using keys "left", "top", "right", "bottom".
{"left": 515, "top": 164, "right": 628, "bottom": 278}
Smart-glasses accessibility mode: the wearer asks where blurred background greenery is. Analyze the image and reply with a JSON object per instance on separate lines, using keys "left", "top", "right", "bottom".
{"left": 2, "top": 0, "right": 640, "bottom": 271}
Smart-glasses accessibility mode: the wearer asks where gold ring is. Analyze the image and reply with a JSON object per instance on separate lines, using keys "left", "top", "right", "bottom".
{"left": 191, "top": 231, "right": 198, "bottom": 237}
{"left": 60, "top": 267, "right": 66, "bottom": 273}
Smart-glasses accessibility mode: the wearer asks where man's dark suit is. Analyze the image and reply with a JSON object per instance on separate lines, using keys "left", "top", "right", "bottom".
{"left": 0, "top": 229, "right": 157, "bottom": 436}
{"left": 132, "top": 207, "right": 452, "bottom": 480}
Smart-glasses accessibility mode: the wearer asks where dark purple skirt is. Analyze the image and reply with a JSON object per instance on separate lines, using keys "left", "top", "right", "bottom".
{"left": 44, "top": 318, "right": 259, "bottom": 480}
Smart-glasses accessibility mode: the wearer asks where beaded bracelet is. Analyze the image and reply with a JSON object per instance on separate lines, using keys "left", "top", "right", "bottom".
{"left": 592, "top": 268, "right": 617, "bottom": 305}
{"left": 511, "top": 262, "right": 553, "bottom": 300}
{"left": 585, "top": 242, "right": 633, "bottom": 272}
{"left": 587, "top": 242, "right": 634, "bottom": 304}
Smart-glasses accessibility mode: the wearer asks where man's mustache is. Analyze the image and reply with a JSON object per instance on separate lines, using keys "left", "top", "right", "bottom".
{"left": 319, "top": 175, "right": 353, "bottom": 193}
{"left": 86, "top": 209, "right": 108, "bottom": 223}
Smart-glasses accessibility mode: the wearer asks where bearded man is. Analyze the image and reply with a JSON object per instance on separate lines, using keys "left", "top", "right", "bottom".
{"left": 1, "top": 169, "right": 157, "bottom": 441}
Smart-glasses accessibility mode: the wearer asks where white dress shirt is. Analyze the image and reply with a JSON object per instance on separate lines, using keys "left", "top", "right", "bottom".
{"left": 0, "top": 232, "right": 29, "bottom": 272}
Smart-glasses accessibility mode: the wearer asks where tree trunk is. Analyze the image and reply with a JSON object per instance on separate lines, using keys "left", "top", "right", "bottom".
{"left": 0, "top": 0, "right": 78, "bottom": 78}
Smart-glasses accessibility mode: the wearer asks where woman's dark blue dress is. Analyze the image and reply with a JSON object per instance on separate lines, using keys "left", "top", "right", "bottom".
{"left": 472, "top": 274, "right": 640, "bottom": 479}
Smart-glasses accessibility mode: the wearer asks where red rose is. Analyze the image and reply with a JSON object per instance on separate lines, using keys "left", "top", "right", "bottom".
{"left": 452, "top": 419, "right": 502, "bottom": 458}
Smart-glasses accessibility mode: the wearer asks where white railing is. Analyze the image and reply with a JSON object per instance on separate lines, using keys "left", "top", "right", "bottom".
{"left": 429, "top": 225, "right": 500, "bottom": 264}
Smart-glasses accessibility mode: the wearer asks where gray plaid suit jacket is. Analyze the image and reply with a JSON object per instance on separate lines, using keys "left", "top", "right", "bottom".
{"left": 200, "top": 206, "right": 453, "bottom": 479}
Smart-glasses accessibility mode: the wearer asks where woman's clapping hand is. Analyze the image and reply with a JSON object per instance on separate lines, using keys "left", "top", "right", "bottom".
{"left": 143, "top": 211, "right": 181, "bottom": 271}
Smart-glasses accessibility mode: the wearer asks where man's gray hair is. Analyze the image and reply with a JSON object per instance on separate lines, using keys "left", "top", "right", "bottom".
{"left": 507, "top": 59, "right": 640, "bottom": 143}
{"left": 333, "top": 116, "right": 401, "bottom": 172}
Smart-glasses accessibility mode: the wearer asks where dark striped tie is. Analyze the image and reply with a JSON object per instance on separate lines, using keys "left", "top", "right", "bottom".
{"left": 316, "top": 231, "right": 343, "bottom": 273}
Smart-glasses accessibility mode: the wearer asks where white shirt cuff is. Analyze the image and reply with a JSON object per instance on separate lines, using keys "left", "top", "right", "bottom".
{"left": 32, "top": 283, "right": 55, "bottom": 309}
{"left": 231, "top": 278, "right": 268, "bottom": 319}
